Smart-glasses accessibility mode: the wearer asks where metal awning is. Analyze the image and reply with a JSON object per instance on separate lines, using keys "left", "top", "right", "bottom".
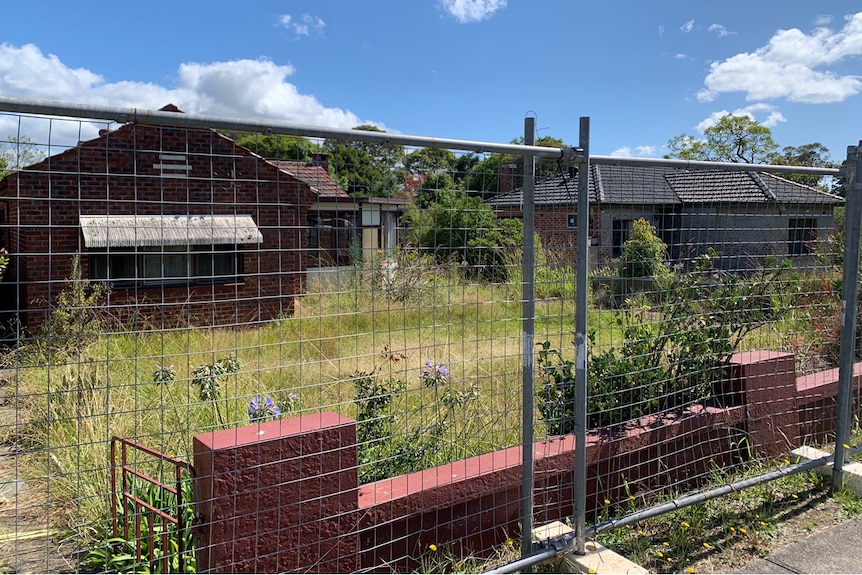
{"left": 80, "top": 215, "right": 263, "bottom": 248}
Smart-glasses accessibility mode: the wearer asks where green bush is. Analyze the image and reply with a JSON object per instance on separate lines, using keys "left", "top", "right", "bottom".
{"left": 618, "top": 219, "right": 669, "bottom": 278}
{"left": 538, "top": 251, "right": 792, "bottom": 432}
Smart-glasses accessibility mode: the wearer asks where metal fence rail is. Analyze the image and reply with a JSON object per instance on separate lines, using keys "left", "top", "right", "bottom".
{"left": 0, "top": 97, "right": 856, "bottom": 574}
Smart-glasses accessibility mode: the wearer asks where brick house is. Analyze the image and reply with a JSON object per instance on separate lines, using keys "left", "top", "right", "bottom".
{"left": 0, "top": 111, "right": 403, "bottom": 336}
{"left": 487, "top": 164, "right": 844, "bottom": 270}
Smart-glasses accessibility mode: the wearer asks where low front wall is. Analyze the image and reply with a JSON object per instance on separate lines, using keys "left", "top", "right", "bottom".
{"left": 192, "top": 351, "right": 859, "bottom": 573}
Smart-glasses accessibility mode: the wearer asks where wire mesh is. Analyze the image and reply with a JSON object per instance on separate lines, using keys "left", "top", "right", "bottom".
{"left": 0, "top": 101, "right": 855, "bottom": 574}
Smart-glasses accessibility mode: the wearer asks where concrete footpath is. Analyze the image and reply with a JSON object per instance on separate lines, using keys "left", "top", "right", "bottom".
{"left": 737, "top": 518, "right": 862, "bottom": 574}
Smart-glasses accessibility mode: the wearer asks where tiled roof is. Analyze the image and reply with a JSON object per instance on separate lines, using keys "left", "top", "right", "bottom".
{"left": 271, "top": 161, "right": 350, "bottom": 199}
{"left": 487, "top": 164, "right": 843, "bottom": 207}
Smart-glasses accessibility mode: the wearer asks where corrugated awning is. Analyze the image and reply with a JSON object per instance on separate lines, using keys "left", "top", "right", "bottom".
{"left": 80, "top": 215, "right": 263, "bottom": 248}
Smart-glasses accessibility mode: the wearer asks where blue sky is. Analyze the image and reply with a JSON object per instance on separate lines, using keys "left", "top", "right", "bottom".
{"left": 1, "top": 1, "right": 861, "bottom": 162}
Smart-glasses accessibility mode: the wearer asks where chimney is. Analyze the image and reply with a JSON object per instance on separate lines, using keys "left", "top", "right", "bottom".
{"left": 311, "top": 152, "right": 330, "bottom": 172}
{"left": 499, "top": 163, "right": 518, "bottom": 194}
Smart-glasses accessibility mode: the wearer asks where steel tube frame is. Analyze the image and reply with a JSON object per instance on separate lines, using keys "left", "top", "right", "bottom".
{"left": 573, "top": 118, "right": 590, "bottom": 555}
{"left": 833, "top": 142, "right": 862, "bottom": 491}
{"left": 0, "top": 96, "right": 841, "bottom": 177}
{"left": 520, "top": 117, "right": 537, "bottom": 560}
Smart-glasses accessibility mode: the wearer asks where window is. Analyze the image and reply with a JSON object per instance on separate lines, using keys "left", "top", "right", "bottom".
{"left": 612, "top": 219, "right": 632, "bottom": 258}
{"left": 80, "top": 214, "right": 262, "bottom": 287}
{"left": 788, "top": 218, "right": 817, "bottom": 256}
{"left": 90, "top": 245, "right": 242, "bottom": 287}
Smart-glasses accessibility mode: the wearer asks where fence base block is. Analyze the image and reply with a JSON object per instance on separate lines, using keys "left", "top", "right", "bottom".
{"left": 533, "top": 521, "right": 649, "bottom": 574}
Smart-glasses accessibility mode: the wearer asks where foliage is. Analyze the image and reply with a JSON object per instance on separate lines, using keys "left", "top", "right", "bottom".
{"left": 233, "top": 133, "right": 319, "bottom": 161}
{"left": 417, "top": 192, "right": 523, "bottom": 282}
{"left": 79, "top": 479, "right": 196, "bottom": 574}
{"left": 0, "top": 135, "right": 47, "bottom": 177}
{"left": 325, "top": 125, "right": 408, "bottom": 197}
{"left": 666, "top": 114, "right": 778, "bottom": 164}
{"left": 372, "top": 247, "right": 432, "bottom": 303}
{"left": 770, "top": 142, "right": 837, "bottom": 188}
{"left": 352, "top": 346, "right": 479, "bottom": 484}
{"left": 191, "top": 355, "right": 242, "bottom": 427}
{"left": 32, "top": 255, "right": 110, "bottom": 361}
{"left": 462, "top": 135, "right": 570, "bottom": 196}
{"left": 0, "top": 247, "right": 7, "bottom": 281}
{"left": 617, "top": 218, "right": 670, "bottom": 278}
{"left": 538, "top": 250, "right": 792, "bottom": 432}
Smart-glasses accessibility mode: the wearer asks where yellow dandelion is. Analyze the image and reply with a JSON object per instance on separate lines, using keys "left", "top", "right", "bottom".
{"left": 740, "top": 528, "right": 747, "bottom": 534}
{"left": 604, "top": 498, "right": 611, "bottom": 505}
{"left": 629, "top": 495, "right": 635, "bottom": 500}
{"left": 792, "top": 493, "right": 799, "bottom": 499}
{"left": 506, "top": 538, "right": 514, "bottom": 547}
{"left": 784, "top": 459, "right": 791, "bottom": 465}
{"left": 703, "top": 542, "right": 710, "bottom": 549}
{"left": 637, "top": 530, "right": 644, "bottom": 535}
{"left": 657, "top": 551, "right": 664, "bottom": 558}
{"left": 429, "top": 544, "right": 437, "bottom": 552}
{"left": 663, "top": 541, "right": 669, "bottom": 547}
{"left": 688, "top": 568, "right": 696, "bottom": 574}
{"left": 760, "top": 521, "right": 767, "bottom": 526}
{"left": 667, "top": 557, "right": 673, "bottom": 563}
{"left": 844, "top": 443, "right": 851, "bottom": 450}
{"left": 455, "top": 563, "right": 460, "bottom": 570}
{"left": 588, "top": 569, "right": 596, "bottom": 574}
{"left": 681, "top": 521, "right": 690, "bottom": 528}
{"left": 729, "top": 527, "right": 736, "bottom": 532}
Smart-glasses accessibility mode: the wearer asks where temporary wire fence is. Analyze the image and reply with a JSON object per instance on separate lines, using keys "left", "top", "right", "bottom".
{"left": 0, "top": 97, "right": 857, "bottom": 573}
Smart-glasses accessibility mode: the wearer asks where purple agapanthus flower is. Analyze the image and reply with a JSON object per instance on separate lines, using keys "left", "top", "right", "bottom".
{"left": 420, "top": 361, "right": 449, "bottom": 387}
{"left": 248, "top": 395, "right": 282, "bottom": 422}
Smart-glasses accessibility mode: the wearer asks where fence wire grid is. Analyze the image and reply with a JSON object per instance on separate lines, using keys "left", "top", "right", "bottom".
{"left": 0, "top": 99, "right": 858, "bottom": 574}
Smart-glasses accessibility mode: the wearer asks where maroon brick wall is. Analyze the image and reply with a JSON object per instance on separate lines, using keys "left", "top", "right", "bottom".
{"left": 0, "top": 123, "right": 318, "bottom": 332}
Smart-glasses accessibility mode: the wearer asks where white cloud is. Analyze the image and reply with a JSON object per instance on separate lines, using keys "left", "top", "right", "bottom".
{"left": 680, "top": 19, "right": 695, "bottom": 33}
{"left": 278, "top": 13, "right": 326, "bottom": 37}
{"left": 675, "top": 53, "right": 690, "bottom": 60}
{"left": 658, "top": 25, "right": 665, "bottom": 38}
{"left": 815, "top": 14, "right": 833, "bottom": 26}
{"left": 695, "top": 104, "right": 787, "bottom": 133}
{"left": 708, "top": 23, "right": 735, "bottom": 37}
{"left": 610, "top": 145, "right": 656, "bottom": 158}
{"left": 439, "top": 0, "right": 506, "bottom": 23}
{"left": 698, "top": 12, "right": 862, "bottom": 103}
{"left": 0, "top": 43, "right": 371, "bottom": 146}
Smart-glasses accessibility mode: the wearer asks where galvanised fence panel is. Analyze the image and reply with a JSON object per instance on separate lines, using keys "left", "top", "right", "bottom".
{"left": 0, "top": 98, "right": 854, "bottom": 574}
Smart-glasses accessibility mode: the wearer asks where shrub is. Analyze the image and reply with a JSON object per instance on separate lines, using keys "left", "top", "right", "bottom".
{"left": 538, "top": 251, "right": 792, "bottom": 432}
{"left": 618, "top": 219, "right": 669, "bottom": 278}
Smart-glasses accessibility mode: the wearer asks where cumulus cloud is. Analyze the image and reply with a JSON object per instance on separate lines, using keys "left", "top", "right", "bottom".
{"left": 708, "top": 23, "right": 735, "bottom": 37}
{"left": 610, "top": 145, "right": 656, "bottom": 158}
{"left": 695, "top": 103, "right": 787, "bottom": 133}
{"left": 0, "top": 43, "right": 370, "bottom": 146}
{"left": 698, "top": 12, "right": 862, "bottom": 103}
{"left": 680, "top": 19, "right": 695, "bottom": 33}
{"left": 278, "top": 14, "right": 326, "bottom": 37}
{"left": 439, "top": 0, "right": 506, "bottom": 23}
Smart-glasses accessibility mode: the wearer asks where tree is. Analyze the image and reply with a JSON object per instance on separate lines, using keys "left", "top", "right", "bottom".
{"left": 234, "top": 134, "right": 319, "bottom": 161}
{"left": 666, "top": 115, "right": 778, "bottom": 164}
{"left": 769, "top": 143, "right": 837, "bottom": 188}
{"left": 404, "top": 147, "right": 456, "bottom": 174}
{"left": 463, "top": 135, "right": 570, "bottom": 197}
{"left": 325, "top": 125, "right": 407, "bottom": 197}
{"left": 0, "top": 135, "right": 46, "bottom": 177}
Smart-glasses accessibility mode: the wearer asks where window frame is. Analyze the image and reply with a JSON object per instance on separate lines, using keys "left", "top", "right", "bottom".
{"left": 89, "top": 244, "right": 244, "bottom": 288}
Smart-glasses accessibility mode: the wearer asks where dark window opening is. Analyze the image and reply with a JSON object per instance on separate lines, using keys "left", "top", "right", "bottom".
{"left": 788, "top": 218, "right": 817, "bottom": 256}
{"left": 89, "top": 245, "right": 242, "bottom": 287}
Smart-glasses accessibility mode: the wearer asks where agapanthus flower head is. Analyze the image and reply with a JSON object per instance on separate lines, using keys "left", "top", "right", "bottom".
{"left": 248, "top": 395, "right": 282, "bottom": 422}
{"left": 420, "top": 361, "right": 449, "bottom": 387}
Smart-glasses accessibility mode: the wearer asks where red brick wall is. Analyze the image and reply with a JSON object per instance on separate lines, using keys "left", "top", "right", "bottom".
{"left": 1, "top": 123, "right": 317, "bottom": 332}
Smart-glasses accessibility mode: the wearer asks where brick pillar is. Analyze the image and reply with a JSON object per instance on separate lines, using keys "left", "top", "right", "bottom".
{"left": 193, "top": 412, "right": 358, "bottom": 573}
{"left": 726, "top": 351, "right": 799, "bottom": 456}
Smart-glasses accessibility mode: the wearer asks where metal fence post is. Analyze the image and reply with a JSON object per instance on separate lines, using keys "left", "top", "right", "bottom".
{"left": 520, "top": 116, "right": 537, "bottom": 559}
{"left": 573, "top": 117, "right": 590, "bottom": 554}
{"left": 833, "top": 142, "right": 862, "bottom": 492}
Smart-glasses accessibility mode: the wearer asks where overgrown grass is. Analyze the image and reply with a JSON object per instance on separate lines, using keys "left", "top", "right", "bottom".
{"left": 2, "top": 257, "right": 846, "bottom": 567}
